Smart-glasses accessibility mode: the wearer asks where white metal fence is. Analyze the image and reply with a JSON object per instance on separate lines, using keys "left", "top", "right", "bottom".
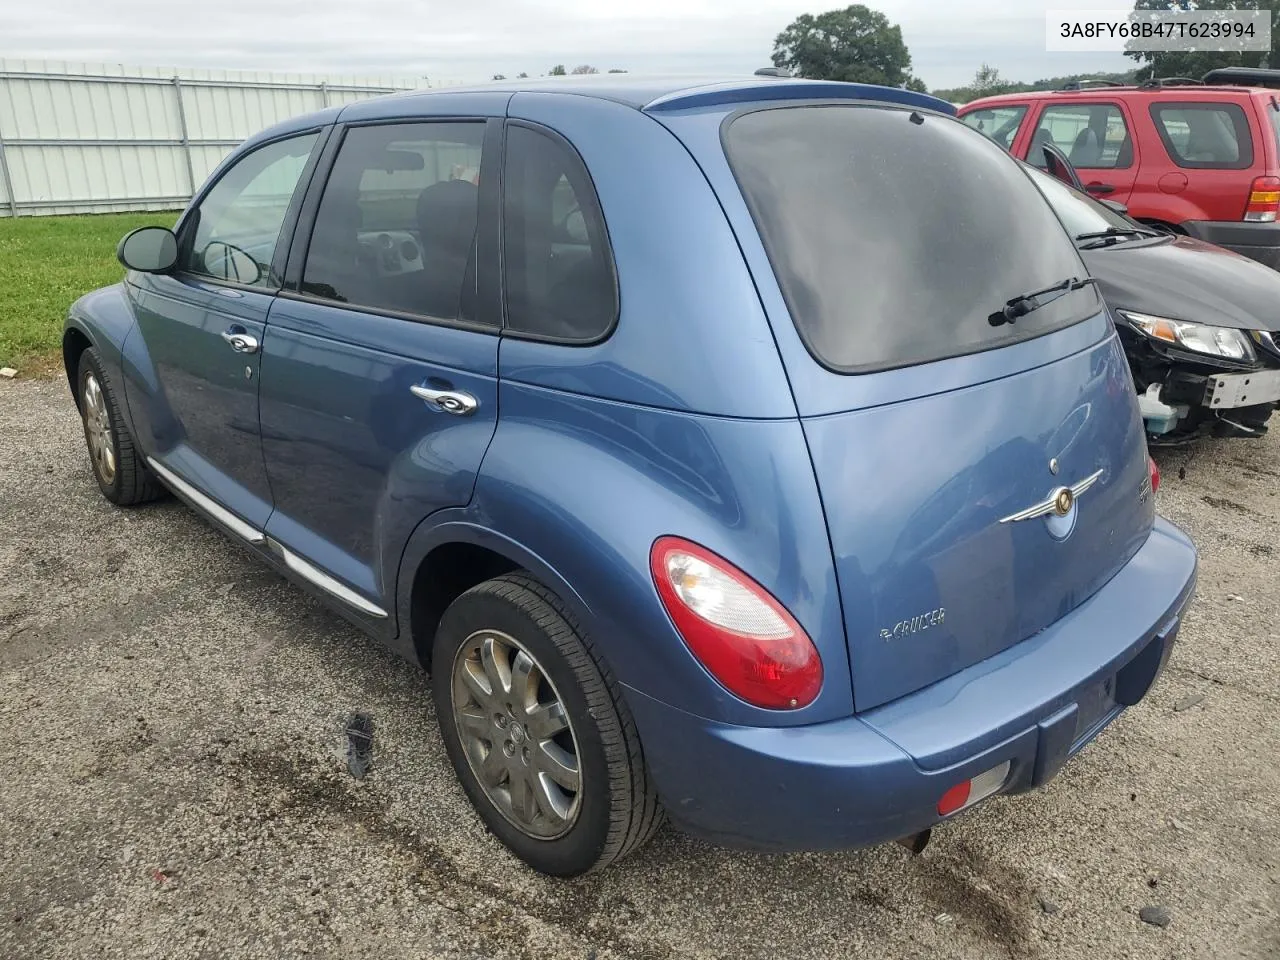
{"left": 0, "top": 60, "right": 429, "bottom": 217}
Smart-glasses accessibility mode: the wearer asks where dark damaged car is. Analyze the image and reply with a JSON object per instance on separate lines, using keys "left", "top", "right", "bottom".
{"left": 1028, "top": 160, "right": 1280, "bottom": 443}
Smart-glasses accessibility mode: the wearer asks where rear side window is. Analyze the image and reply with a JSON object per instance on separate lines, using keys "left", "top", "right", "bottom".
{"left": 724, "top": 105, "right": 1095, "bottom": 373}
{"left": 961, "top": 106, "right": 1027, "bottom": 151}
{"left": 301, "top": 122, "right": 486, "bottom": 323}
{"left": 1150, "top": 103, "right": 1253, "bottom": 169}
{"left": 1028, "top": 104, "right": 1133, "bottom": 169}
{"left": 502, "top": 124, "right": 616, "bottom": 341}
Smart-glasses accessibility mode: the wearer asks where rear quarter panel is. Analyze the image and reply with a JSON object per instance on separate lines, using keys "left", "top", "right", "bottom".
{"left": 1128, "top": 93, "right": 1262, "bottom": 225}
{"left": 465, "top": 382, "right": 853, "bottom": 727}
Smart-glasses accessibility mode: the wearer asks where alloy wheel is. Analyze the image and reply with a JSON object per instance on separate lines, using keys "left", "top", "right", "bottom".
{"left": 451, "top": 629, "right": 582, "bottom": 840}
{"left": 82, "top": 373, "right": 117, "bottom": 485}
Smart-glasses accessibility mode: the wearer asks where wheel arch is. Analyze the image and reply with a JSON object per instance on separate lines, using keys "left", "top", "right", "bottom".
{"left": 63, "top": 283, "right": 139, "bottom": 415}
{"left": 393, "top": 515, "right": 596, "bottom": 671}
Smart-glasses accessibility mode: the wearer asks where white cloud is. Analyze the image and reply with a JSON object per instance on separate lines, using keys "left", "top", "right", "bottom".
{"left": 0, "top": 0, "right": 1134, "bottom": 89}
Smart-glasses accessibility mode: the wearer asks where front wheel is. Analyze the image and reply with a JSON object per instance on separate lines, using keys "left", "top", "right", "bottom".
{"left": 432, "top": 573, "right": 663, "bottom": 876}
{"left": 77, "top": 348, "right": 165, "bottom": 505}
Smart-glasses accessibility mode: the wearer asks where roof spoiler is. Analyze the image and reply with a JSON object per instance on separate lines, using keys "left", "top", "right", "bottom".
{"left": 645, "top": 80, "right": 956, "bottom": 116}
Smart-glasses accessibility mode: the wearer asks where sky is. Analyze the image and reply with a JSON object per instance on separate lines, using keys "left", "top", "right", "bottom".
{"left": 0, "top": 0, "right": 1136, "bottom": 90}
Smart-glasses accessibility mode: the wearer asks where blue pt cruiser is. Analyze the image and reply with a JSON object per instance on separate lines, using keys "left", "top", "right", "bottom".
{"left": 65, "top": 76, "right": 1198, "bottom": 876}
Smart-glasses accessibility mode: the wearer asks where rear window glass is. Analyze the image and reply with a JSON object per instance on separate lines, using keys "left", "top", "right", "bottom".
{"left": 1150, "top": 103, "right": 1253, "bottom": 169}
{"left": 961, "top": 106, "right": 1027, "bottom": 150}
{"left": 723, "top": 105, "right": 1096, "bottom": 373}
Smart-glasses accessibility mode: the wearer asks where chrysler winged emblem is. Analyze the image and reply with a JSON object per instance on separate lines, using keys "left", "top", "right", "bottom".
{"left": 999, "top": 468, "right": 1105, "bottom": 524}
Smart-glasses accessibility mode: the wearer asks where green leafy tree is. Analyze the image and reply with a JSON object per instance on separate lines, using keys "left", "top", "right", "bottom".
{"left": 517, "top": 72, "right": 529, "bottom": 79}
{"left": 571, "top": 64, "right": 600, "bottom": 74}
{"left": 1127, "top": 0, "right": 1278, "bottom": 79}
{"left": 549, "top": 65, "right": 567, "bottom": 76}
{"left": 971, "top": 63, "right": 1006, "bottom": 95}
{"left": 608, "top": 68, "right": 628, "bottom": 73}
{"left": 904, "top": 75, "right": 928, "bottom": 92}
{"left": 772, "top": 4, "right": 913, "bottom": 85}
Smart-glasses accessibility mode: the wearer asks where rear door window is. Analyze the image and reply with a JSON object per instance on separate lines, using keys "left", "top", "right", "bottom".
{"left": 1150, "top": 103, "right": 1253, "bottom": 169}
{"left": 723, "top": 105, "right": 1095, "bottom": 373}
{"left": 961, "top": 106, "right": 1027, "bottom": 151}
{"left": 1027, "top": 104, "right": 1133, "bottom": 169}
{"left": 502, "top": 124, "right": 617, "bottom": 342}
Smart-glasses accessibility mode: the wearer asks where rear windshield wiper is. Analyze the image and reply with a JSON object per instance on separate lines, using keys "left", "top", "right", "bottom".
{"left": 1075, "top": 226, "right": 1161, "bottom": 248}
{"left": 988, "top": 276, "right": 1098, "bottom": 327}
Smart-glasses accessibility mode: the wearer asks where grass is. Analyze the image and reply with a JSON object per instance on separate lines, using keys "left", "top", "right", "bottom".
{"left": 0, "top": 211, "right": 181, "bottom": 374}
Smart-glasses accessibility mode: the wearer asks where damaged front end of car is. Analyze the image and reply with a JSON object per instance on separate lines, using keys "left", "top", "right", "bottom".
{"left": 1118, "top": 310, "right": 1280, "bottom": 444}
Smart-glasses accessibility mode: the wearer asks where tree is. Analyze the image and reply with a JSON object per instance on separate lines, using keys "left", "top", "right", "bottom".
{"left": 571, "top": 64, "right": 600, "bottom": 74}
{"left": 517, "top": 72, "right": 529, "bottom": 79}
{"left": 772, "top": 4, "right": 912, "bottom": 86}
{"left": 608, "top": 68, "right": 628, "bottom": 73}
{"left": 549, "top": 65, "right": 567, "bottom": 76}
{"left": 971, "top": 63, "right": 1005, "bottom": 95}
{"left": 904, "top": 75, "right": 928, "bottom": 92}
{"left": 1127, "top": 0, "right": 1278, "bottom": 79}
{"left": 492, "top": 74, "right": 506, "bottom": 81}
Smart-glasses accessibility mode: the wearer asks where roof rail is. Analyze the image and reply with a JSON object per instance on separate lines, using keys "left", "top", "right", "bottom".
{"left": 1138, "top": 77, "right": 1204, "bottom": 89}
{"left": 1059, "top": 79, "right": 1126, "bottom": 91}
{"left": 1202, "top": 66, "right": 1280, "bottom": 89}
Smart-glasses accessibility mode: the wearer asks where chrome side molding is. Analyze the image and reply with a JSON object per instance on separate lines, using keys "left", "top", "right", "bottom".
{"left": 269, "top": 538, "right": 389, "bottom": 619}
{"left": 147, "top": 456, "right": 388, "bottom": 619}
{"left": 147, "top": 457, "right": 265, "bottom": 544}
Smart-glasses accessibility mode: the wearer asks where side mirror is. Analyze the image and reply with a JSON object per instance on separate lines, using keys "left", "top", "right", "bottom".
{"left": 116, "top": 226, "right": 178, "bottom": 273}
{"left": 1100, "top": 198, "right": 1130, "bottom": 216}
{"left": 202, "top": 241, "right": 262, "bottom": 285}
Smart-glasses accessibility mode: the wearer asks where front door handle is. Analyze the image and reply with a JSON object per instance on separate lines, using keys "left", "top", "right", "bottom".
{"left": 1085, "top": 182, "right": 1116, "bottom": 195}
{"left": 221, "top": 328, "right": 260, "bottom": 354}
{"left": 410, "top": 383, "right": 478, "bottom": 416}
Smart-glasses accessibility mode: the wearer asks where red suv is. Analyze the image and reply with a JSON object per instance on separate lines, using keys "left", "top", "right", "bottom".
{"left": 960, "top": 70, "right": 1280, "bottom": 270}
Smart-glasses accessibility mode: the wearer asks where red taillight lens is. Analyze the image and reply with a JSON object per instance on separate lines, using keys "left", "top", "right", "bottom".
{"left": 1149, "top": 454, "right": 1161, "bottom": 494}
{"left": 650, "top": 536, "right": 822, "bottom": 710}
{"left": 1244, "top": 175, "right": 1280, "bottom": 222}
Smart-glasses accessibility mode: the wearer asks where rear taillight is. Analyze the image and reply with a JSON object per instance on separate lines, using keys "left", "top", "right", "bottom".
{"left": 1149, "top": 454, "right": 1161, "bottom": 493}
{"left": 650, "top": 536, "right": 822, "bottom": 710}
{"left": 1244, "top": 175, "right": 1280, "bottom": 222}
{"left": 937, "top": 761, "right": 1011, "bottom": 817}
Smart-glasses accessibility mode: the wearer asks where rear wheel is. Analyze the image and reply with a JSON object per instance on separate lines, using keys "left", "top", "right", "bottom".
{"left": 77, "top": 349, "right": 164, "bottom": 505}
{"left": 432, "top": 573, "right": 663, "bottom": 875}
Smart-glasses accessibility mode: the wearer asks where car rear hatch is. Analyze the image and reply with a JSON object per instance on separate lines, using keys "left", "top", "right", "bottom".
{"left": 673, "top": 98, "right": 1157, "bottom": 711}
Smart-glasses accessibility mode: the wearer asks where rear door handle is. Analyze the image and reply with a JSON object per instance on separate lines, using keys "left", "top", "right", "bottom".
{"left": 1085, "top": 182, "right": 1116, "bottom": 195}
{"left": 221, "top": 327, "right": 260, "bottom": 354}
{"left": 410, "top": 383, "right": 478, "bottom": 416}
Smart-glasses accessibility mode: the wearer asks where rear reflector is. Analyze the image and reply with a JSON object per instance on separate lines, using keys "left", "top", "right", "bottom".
{"left": 1149, "top": 455, "right": 1160, "bottom": 494}
{"left": 937, "top": 761, "right": 1011, "bottom": 817}
{"left": 1244, "top": 175, "right": 1280, "bottom": 222}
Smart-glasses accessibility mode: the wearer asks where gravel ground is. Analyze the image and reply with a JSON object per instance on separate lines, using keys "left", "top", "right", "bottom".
{"left": 1, "top": 376, "right": 1277, "bottom": 960}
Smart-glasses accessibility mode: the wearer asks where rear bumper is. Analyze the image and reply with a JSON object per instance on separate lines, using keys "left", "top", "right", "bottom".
{"left": 626, "top": 517, "right": 1197, "bottom": 852}
{"left": 1182, "top": 220, "right": 1280, "bottom": 271}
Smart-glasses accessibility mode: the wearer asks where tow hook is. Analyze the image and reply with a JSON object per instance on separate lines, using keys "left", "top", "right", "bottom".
{"left": 894, "top": 828, "right": 932, "bottom": 855}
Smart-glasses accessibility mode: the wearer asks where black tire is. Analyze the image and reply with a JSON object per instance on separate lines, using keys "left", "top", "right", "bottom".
{"left": 432, "top": 573, "right": 663, "bottom": 876}
{"left": 76, "top": 348, "right": 165, "bottom": 506}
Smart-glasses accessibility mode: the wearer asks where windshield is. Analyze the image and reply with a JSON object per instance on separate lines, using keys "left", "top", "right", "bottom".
{"left": 723, "top": 104, "right": 1096, "bottom": 373}
{"left": 1023, "top": 165, "right": 1135, "bottom": 238}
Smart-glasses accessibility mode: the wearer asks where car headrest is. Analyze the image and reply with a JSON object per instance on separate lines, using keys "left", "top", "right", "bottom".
{"left": 416, "top": 179, "right": 479, "bottom": 259}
